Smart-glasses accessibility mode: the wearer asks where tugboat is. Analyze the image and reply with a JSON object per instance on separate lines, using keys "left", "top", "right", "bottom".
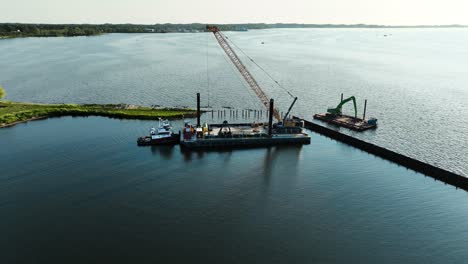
{"left": 137, "top": 119, "right": 180, "bottom": 146}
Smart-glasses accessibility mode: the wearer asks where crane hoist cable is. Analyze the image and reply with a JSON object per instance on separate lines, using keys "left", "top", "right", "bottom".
{"left": 220, "top": 32, "right": 295, "bottom": 99}
{"left": 206, "top": 31, "right": 210, "bottom": 107}
{"left": 207, "top": 26, "right": 281, "bottom": 120}
{"left": 206, "top": 25, "right": 303, "bottom": 121}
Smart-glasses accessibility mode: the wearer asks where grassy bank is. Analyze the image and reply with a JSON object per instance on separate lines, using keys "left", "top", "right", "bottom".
{"left": 0, "top": 101, "right": 197, "bottom": 128}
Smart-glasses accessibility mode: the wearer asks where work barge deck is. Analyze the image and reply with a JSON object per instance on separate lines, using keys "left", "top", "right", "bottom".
{"left": 180, "top": 122, "right": 311, "bottom": 149}
{"left": 314, "top": 96, "right": 377, "bottom": 131}
{"left": 313, "top": 113, "right": 377, "bottom": 131}
{"left": 180, "top": 94, "right": 310, "bottom": 149}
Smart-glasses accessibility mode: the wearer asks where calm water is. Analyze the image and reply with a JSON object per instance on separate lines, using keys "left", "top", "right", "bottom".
{"left": 1, "top": 29, "right": 467, "bottom": 175}
{"left": 1, "top": 29, "right": 468, "bottom": 263}
{"left": 1, "top": 116, "right": 468, "bottom": 263}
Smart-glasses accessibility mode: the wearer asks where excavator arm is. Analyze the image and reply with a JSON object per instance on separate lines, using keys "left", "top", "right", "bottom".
{"left": 327, "top": 96, "right": 357, "bottom": 118}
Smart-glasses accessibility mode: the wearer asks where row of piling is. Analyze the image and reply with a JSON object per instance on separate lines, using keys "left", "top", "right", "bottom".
{"left": 208, "top": 109, "right": 291, "bottom": 119}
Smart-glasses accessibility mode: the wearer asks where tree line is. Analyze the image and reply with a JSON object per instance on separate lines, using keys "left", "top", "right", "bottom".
{"left": 1, "top": 23, "right": 466, "bottom": 38}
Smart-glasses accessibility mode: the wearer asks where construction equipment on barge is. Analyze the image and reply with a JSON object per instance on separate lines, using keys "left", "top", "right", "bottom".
{"left": 327, "top": 96, "right": 358, "bottom": 118}
{"left": 138, "top": 26, "right": 310, "bottom": 149}
{"left": 178, "top": 26, "right": 310, "bottom": 149}
{"left": 179, "top": 94, "right": 310, "bottom": 149}
{"left": 314, "top": 94, "right": 377, "bottom": 131}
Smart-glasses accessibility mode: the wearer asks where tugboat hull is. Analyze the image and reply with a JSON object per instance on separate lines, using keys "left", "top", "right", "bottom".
{"left": 137, "top": 133, "right": 180, "bottom": 146}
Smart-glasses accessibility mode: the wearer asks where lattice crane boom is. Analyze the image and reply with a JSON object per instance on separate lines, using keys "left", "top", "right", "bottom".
{"left": 207, "top": 25, "right": 281, "bottom": 121}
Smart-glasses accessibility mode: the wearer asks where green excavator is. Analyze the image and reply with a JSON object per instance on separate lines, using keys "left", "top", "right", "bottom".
{"left": 327, "top": 96, "right": 357, "bottom": 118}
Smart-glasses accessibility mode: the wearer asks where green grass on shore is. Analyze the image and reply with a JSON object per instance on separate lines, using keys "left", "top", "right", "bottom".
{"left": 0, "top": 101, "right": 197, "bottom": 128}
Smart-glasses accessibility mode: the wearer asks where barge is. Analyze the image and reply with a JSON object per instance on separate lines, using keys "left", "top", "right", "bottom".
{"left": 314, "top": 95, "right": 377, "bottom": 131}
{"left": 313, "top": 113, "right": 377, "bottom": 131}
{"left": 180, "top": 121, "right": 310, "bottom": 149}
{"left": 180, "top": 94, "right": 310, "bottom": 149}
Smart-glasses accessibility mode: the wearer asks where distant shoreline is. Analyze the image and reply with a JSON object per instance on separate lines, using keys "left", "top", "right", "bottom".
{"left": 1, "top": 23, "right": 467, "bottom": 39}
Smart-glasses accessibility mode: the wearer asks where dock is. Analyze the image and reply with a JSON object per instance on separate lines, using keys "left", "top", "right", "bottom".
{"left": 313, "top": 113, "right": 377, "bottom": 131}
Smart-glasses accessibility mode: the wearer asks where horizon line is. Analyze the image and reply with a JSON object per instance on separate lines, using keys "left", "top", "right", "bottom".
{"left": 1, "top": 22, "right": 468, "bottom": 27}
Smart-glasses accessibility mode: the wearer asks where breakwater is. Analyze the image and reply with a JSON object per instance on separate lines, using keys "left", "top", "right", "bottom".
{"left": 297, "top": 117, "right": 468, "bottom": 191}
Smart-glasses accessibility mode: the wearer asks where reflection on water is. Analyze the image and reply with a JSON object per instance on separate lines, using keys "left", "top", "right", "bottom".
{"left": 2, "top": 29, "right": 467, "bottom": 175}
{"left": 262, "top": 146, "right": 302, "bottom": 185}
{"left": 150, "top": 145, "right": 175, "bottom": 160}
{"left": 1, "top": 117, "right": 468, "bottom": 263}
{"left": 180, "top": 148, "right": 208, "bottom": 162}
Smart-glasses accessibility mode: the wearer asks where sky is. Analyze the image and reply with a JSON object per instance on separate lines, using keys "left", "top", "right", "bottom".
{"left": 2, "top": 0, "right": 468, "bottom": 25}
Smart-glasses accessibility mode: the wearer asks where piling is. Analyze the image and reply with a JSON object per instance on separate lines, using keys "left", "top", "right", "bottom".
{"left": 197, "top": 93, "right": 201, "bottom": 127}
{"left": 268, "top": 99, "right": 274, "bottom": 136}
{"left": 341, "top": 93, "right": 344, "bottom": 102}
{"left": 363, "top": 99, "right": 368, "bottom": 120}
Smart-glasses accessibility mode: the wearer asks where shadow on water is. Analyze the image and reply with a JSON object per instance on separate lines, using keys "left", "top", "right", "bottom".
{"left": 180, "top": 147, "right": 236, "bottom": 162}
{"left": 150, "top": 145, "right": 176, "bottom": 160}
{"left": 180, "top": 148, "right": 206, "bottom": 162}
{"left": 179, "top": 145, "right": 303, "bottom": 174}
{"left": 262, "top": 145, "right": 302, "bottom": 186}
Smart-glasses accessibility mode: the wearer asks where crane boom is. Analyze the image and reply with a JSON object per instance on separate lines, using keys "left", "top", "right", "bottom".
{"left": 206, "top": 25, "right": 281, "bottom": 120}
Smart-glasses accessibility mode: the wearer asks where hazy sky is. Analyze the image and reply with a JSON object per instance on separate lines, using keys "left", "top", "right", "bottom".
{"left": 2, "top": 0, "right": 468, "bottom": 25}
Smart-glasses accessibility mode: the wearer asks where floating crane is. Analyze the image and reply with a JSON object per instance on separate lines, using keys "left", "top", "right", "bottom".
{"left": 207, "top": 25, "right": 295, "bottom": 121}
